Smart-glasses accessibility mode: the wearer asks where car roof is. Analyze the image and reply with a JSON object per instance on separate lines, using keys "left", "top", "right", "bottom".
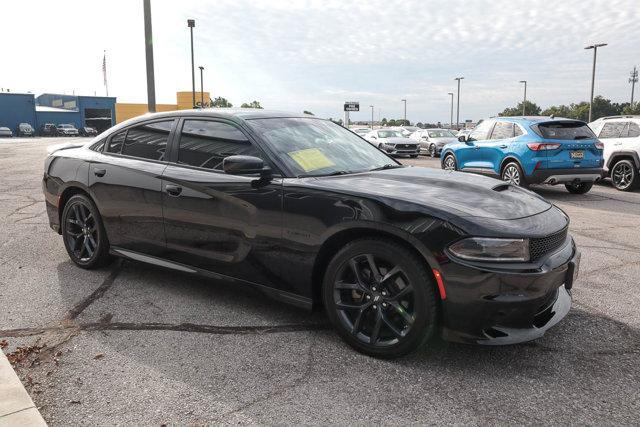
{"left": 127, "top": 108, "right": 314, "bottom": 123}
{"left": 490, "top": 116, "right": 585, "bottom": 125}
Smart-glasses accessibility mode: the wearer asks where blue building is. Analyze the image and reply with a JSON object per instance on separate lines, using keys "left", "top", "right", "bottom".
{"left": 0, "top": 92, "right": 116, "bottom": 135}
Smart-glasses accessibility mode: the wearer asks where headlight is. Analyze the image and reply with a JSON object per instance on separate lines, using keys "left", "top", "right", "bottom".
{"left": 448, "top": 237, "right": 529, "bottom": 262}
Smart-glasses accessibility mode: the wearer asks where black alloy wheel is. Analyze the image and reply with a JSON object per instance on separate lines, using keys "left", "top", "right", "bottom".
{"left": 429, "top": 144, "right": 437, "bottom": 158}
{"left": 611, "top": 159, "right": 638, "bottom": 191}
{"left": 61, "top": 194, "right": 111, "bottom": 269}
{"left": 565, "top": 181, "right": 593, "bottom": 194}
{"left": 323, "top": 238, "right": 436, "bottom": 358}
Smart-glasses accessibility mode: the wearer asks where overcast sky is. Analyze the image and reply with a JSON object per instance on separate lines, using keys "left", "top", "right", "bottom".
{"left": 1, "top": 0, "right": 639, "bottom": 123}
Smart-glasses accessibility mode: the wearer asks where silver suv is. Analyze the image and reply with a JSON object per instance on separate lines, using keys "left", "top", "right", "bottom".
{"left": 589, "top": 115, "right": 640, "bottom": 191}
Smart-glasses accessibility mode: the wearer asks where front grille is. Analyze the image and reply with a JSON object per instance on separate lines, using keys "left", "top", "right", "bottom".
{"left": 529, "top": 228, "right": 568, "bottom": 260}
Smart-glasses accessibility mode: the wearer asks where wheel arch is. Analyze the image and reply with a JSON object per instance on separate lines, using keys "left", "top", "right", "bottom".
{"left": 440, "top": 150, "right": 457, "bottom": 168}
{"left": 606, "top": 151, "right": 640, "bottom": 172}
{"left": 311, "top": 226, "right": 442, "bottom": 309}
{"left": 57, "top": 184, "right": 95, "bottom": 228}
{"left": 499, "top": 155, "right": 524, "bottom": 175}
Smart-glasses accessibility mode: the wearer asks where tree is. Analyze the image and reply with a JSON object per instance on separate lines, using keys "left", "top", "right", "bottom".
{"left": 387, "top": 119, "right": 397, "bottom": 127}
{"left": 303, "top": 110, "right": 314, "bottom": 115}
{"left": 380, "top": 118, "right": 388, "bottom": 126}
{"left": 541, "top": 104, "right": 572, "bottom": 118}
{"left": 211, "top": 97, "right": 233, "bottom": 108}
{"left": 241, "top": 100, "right": 263, "bottom": 109}
{"left": 500, "top": 101, "right": 541, "bottom": 116}
{"left": 416, "top": 122, "right": 423, "bottom": 128}
{"left": 623, "top": 103, "right": 640, "bottom": 115}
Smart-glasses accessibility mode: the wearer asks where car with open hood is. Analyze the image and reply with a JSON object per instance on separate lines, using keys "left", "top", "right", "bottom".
{"left": 43, "top": 109, "right": 579, "bottom": 358}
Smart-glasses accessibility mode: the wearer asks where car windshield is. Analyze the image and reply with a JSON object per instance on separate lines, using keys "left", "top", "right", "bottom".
{"left": 378, "top": 130, "right": 402, "bottom": 138}
{"left": 58, "top": 124, "right": 70, "bottom": 128}
{"left": 428, "top": 130, "right": 455, "bottom": 138}
{"left": 535, "top": 121, "right": 596, "bottom": 140}
{"left": 247, "top": 118, "right": 399, "bottom": 177}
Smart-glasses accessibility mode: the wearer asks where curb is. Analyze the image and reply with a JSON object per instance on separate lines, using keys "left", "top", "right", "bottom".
{"left": 0, "top": 350, "right": 47, "bottom": 426}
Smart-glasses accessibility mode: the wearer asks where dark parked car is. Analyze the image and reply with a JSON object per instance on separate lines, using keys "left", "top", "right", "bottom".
{"left": 40, "top": 123, "right": 58, "bottom": 137}
{"left": 17, "top": 123, "right": 35, "bottom": 137}
{"left": 43, "top": 110, "right": 579, "bottom": 358}
{"left": 79, "top": 126, "right": 98, "bottom": 137}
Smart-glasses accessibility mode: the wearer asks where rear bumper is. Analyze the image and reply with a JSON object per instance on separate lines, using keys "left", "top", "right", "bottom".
{"left": 439, "top": 236, "right": 578, "bottom": 345}
{"left": 528, "top": 168, "right": 603, "bottom": 185}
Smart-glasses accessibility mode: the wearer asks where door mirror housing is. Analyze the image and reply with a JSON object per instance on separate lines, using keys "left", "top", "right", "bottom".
{"left": 223, "top": 155, "right": 271, "bottom": 179}
{"left": 458, "top": 135, "right": 467, "bottom": 142}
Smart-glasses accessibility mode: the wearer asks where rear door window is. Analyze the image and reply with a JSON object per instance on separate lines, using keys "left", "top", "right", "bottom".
{"left": 177, "top": 120, "right": 260, "bottom": 170}
{"left": 120, "top": 120, "right": 174, "bottom": 161}
{"left": 627, "top": 122, "right": 640, "bottom": 138}
{"left": 598, "top": 122, "right": 626, "bottom": 138}
{"left": 536, "top": 122, "right": 596, "bottom": 140}
{"left": 489, "top": 122, "right": 514, "bottom": 139}
{"left": 107, "top": 130, "right": 126, "bottom": 153}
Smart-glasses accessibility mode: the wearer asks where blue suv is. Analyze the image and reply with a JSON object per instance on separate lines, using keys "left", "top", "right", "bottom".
{"left": 441, "top": 117, "right": 604, "bottom": 194}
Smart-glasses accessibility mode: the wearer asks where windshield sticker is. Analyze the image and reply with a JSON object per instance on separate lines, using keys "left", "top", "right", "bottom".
{"left": 287, "top": 148, "right": 335, "bottom": 172}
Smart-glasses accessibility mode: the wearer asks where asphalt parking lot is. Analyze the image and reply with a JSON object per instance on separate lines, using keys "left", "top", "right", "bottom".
{"left": 1, "top": 137, "right": 639, "bottom": 425}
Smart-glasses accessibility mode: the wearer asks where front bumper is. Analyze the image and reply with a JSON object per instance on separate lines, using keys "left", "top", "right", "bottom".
{"left": 439, "top": 236, "right": 579, "bottom": 345}
{"left": 385, "top": 146, "right": 420, "bottom": 156}
{"left": 528, "top": 168, "right": 603, "bottom": 185}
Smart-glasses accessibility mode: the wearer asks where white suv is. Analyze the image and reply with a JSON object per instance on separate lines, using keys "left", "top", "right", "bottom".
{"left": 589, "top": 116, "right": 640, "bottom": 191}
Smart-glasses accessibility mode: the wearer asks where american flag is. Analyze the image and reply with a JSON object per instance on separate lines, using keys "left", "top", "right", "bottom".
{"left": 102, "top": 50, "right": 109, "bottom": 96}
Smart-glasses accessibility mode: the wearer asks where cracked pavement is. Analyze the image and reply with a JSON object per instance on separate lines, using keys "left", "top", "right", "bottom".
{"left": 1, "top": 138, "right": 639, "bottom": 425}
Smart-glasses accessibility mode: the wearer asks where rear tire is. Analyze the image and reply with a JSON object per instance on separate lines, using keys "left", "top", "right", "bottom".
{"left": 610, "top": 159, "right": 639, "bottom": 191}
{"left": 565, "top": 182, "right": 593, "bottom": 194}
{"left": 322, "top": 238, "right": 437, "bottom": 359}
{"left": 501, "top": 161, "right": 529, "bottom": 188}
{"left": 61, "top": 194, "right": 112, "bottom": 269}
{"left": 429, "top": 144, "right": 437, "bottom": 158}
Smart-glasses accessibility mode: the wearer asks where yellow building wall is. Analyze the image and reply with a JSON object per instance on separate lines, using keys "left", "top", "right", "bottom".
{"left": 115, "top": 91, "right": 211, "bottom": 123}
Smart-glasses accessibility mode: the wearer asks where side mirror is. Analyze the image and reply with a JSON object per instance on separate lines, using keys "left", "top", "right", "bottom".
{"left": 371, "top": 136, "right": 377, "bottom": 139}
{"left": 458, "top": 135, "right": 467, "bottom": 142}
{"left": 223, "top": 155, "right": 271, "bottom": 180}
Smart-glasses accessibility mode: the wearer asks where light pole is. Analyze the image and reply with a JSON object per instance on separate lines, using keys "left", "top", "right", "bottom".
{"left": 370, "top": 105, "right": 374, "bottom": 129}
{"left": 585, "top": 43, "right": 607, "bottom": 122}
{"left": 447, "top": 92, "right": 454, "bottom": 129}
{"left": 187, "top": 19, "right": 196, "bottom": 109}
{"left": 143, "top": 0, "right": 156, "bottom": 112}
{"left": 198, "top": 66, "right": 204, "bottom": 107}
{"left": 519, "top": 80, "right": 527, "bottom": 115}
{"left": 630, "top": 66, "right": 638, "bottom": 106}
{"left": 454, "top": 77, "right": 464, "bottom": 129}
{"left": 401, "top": 99, "right": 407, "bottom": 124}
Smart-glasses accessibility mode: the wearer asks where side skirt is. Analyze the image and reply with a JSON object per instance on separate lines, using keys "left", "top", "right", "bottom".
{"left": 109, "top": 247, "right": 313, "bottom": 310}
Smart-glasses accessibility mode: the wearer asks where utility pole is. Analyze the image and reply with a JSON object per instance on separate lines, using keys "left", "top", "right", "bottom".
{"left": 519, "top": 80, "right": 527, "bottom": 116}
{"left": 585, "top": 43, "right": 607, "bottom": 122}
{"left": 187, "top": 19, "right": 196, "bottom": 109}
{"left": 630, "top": 66, "right": 638, "bottom": 107}
{"left": 454, "top": 77, "right": 464, "bottom": 129}
{"left": 198, "top": 66, "right": 204, "bottom": 107}
{"left": 447, "top": 92, "right": 454, "bottom": 129}
{"left": 143, "top": 0, "right": 156, "bottom": 112}
{"left": 401, "top": 99, "right": 407, "bottom": 125}
{"left": 370, "top": 105, "right": 374, "bottom": 129}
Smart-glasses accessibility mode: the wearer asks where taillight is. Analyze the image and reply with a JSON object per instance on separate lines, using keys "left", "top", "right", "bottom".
{"left": 527, "top": 142, "right": 561, "bottom": 151}
{"left": 594, "top": 141, "right": 604, "bottom": 150}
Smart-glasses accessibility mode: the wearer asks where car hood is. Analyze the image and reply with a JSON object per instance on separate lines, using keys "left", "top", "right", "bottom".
{"left": 300, "top": 166, "right": 552, "bottom": 220}
{"left": 380, "top": 137, "right": 415, "bottom": 145}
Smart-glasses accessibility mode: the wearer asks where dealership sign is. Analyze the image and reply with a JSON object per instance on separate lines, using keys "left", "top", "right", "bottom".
{"left": 344, "top": 101, "right": 359, "bottom": 112}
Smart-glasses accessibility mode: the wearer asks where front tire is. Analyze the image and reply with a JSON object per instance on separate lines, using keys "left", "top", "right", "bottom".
{"left": 429, "top": 144, "right": 437, "bottom": 158}
{"left": 565, "top": 182, "right": 593, "bottom": 194}
{"left": 442, "top": 154, "right": 457, "bottom": 171}
{"left": 322, "top": 238, "right": 437, "bottom": 358}
{"left": 610, "top": 159, "right": 638, "bottom": 191}
{"left": 61, "top": 194, "right": 111, "bottom": 269}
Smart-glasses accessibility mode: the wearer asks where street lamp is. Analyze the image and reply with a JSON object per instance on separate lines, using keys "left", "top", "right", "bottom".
{"left": 187, "top": 19, "right": 196, "bottom": 109}
{"left": 519, "top": 80, "right": 527, "bottom": 115}
{"left": 454, "top": 77, "right": 464, "bottom": 129}
{"left": 447, "top": 92, "right": 454, "bottom": 129}
{"left": 401, "top": 99, "right": 407, "bottom": 124}
{"left": 370, "top": 105, "right": 374, "bottom": 129}
{"left": 143, "top": 0, "right": 156, "bottom": 112}
{"left": 585, "top": 43, "right": 607, "bottom": 122}
{"left": 198, "top": 66, "right": 205, "bottom": 107}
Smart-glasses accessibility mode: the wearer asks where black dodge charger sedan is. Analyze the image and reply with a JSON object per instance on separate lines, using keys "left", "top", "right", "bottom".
{"left": 43, "top": 109, "right": 579, "bottom": 358}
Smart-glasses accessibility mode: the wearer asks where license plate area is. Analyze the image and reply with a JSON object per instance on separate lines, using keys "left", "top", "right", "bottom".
{"left": 570, "top": 151, "right": 584, "bottom": 159}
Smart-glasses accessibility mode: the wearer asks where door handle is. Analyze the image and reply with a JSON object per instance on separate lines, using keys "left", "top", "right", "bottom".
{"left": 165, "top": 184, "right": 182, "bottom": 196}
{"left": 499, "top": 145, "right": 508, "bottom": 148}
{"left": 93, "top": 168, "right": 106, "bottom": 177}
{"left": 474, "top": 146, "right": 481, "bottom": 149}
